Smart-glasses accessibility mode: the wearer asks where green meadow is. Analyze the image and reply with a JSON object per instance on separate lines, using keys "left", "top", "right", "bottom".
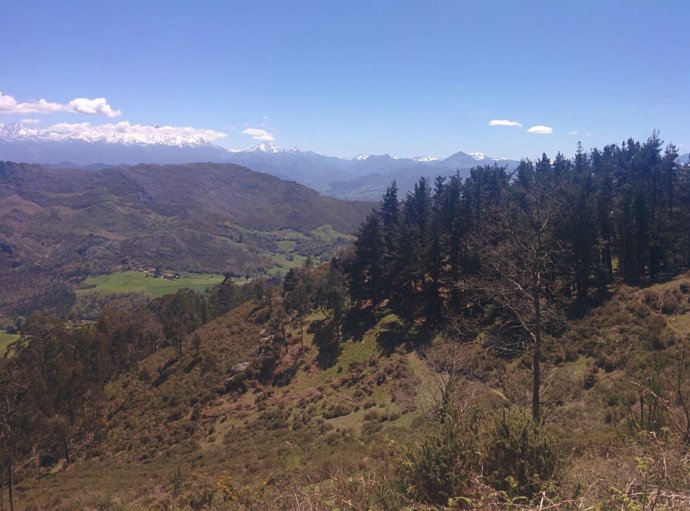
{"left": 0, "top": 331, "right": 20, "bottom": 355}
{"left": 77, "top": 271, "right": 224, "bottom": 299}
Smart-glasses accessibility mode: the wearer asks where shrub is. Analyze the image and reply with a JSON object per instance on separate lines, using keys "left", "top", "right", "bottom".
{"left": 583, "top": 369, "right": 598, "bottom": 390}
{"left": 323, "top": 403, "right": 353, "bottom": 419}
{"left": 564, "top": 346, "right": 579, "bottom": 363}
{"left": 485, "top": 408, "right": 563, "bottom": 497}
{"left": 396, "top": 409, "right": 479, "bottom": 505}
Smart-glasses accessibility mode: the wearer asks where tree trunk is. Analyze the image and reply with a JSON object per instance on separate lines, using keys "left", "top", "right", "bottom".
{"left": 299, "top": 318, "right": 304, "bottom": 351}
{"left": 7, "top": 458, "right": 13, "bottom": 511}
{"left": 335, "top": 311, "right": 341, "bottom": 343}
{"left": 532, "top": 287, "right": 542, "bottom": 423}
{"left": 33, "top": 445, "right": 40, "bottom": 478}
{"left": 64, "top": 440, "right": 71, "bottom": 465}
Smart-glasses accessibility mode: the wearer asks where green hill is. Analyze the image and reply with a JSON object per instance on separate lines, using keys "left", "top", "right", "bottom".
{"left": 0, "top": 161, "right": 370, "bottom": 315}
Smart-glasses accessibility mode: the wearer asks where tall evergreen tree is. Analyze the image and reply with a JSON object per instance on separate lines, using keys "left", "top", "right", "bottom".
{"left": 349, "top": 212, "right": 384, "bottom": 306}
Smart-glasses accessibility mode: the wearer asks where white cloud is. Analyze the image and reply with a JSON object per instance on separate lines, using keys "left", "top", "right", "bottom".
{"left": 0, "top": 91, "right": 121, "bottom": 117}
{"left": 242, "top": 127, "right": 274, "bottom": 141}
{"left": 489, "top": 119, "right": 522, "bottom": 127}
{"left": 0, "top": 92, "right": 62, "bottom": 114}
{"left": 4, "top": 121, "right": 227, "bottom": 145}
{"left": 527, "top": 125, "right": 553, "bottom": 135}
{"left": 67, "top": 97, "right": 121, "bottom": 117}
{"left": 569, "top": 130, "right": 579, "bottom": 135}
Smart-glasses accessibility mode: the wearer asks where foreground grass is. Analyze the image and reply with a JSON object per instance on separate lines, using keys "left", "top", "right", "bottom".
{"left": 77, "top": 271, "right": 224, "bottom": 298}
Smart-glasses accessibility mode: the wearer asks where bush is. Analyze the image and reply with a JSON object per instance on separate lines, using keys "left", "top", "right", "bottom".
{"left": 660, "top": 288, "right": 684, "bottom": 315}
{"left": 583, "top": 368, "right": 598, "bottom": 389}
{"left": 323, "top": 402, "right": 353, "bottom": 419}
{"left": 396, "top": 409, "right": 479, "bottom": 505}
{"left": 485, "top": 408, "right": 563, "bottom": 497}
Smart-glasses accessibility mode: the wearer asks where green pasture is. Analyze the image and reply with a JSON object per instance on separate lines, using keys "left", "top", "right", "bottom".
{"left": 0, "top": 331, "right": 20, "bottom": 355}
{"left": 77, "top": 271, "right": 224, "bottom": 298}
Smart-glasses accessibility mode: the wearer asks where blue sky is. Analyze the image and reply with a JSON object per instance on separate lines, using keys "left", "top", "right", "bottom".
{"left": 1, "top": 0, "right": 688, "bottom": 159}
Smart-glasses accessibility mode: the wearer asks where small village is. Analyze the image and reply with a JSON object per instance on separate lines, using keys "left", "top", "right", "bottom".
{"left": 137, "top": 266, "right": 182, "bottom": 280}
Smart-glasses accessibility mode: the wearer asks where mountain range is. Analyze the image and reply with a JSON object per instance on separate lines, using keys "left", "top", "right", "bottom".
{"left": 0, "top": 122, "right": 518, "bottom": 200}
{"left": 3, "top": 123, "right": 687, "bottom": 201}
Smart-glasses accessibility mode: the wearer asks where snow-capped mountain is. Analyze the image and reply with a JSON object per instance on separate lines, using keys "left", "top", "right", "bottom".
{"left": 0, "top": 121, "right": 218, "bottom": 147}
{"left": 247, "top": 142, "right": 301, "bottom": 154}
{"left": 0, "top": 121, "right": 517, "bottom": 200}
{"left": 0, "top": 121, "right": 231, "bottom": 166}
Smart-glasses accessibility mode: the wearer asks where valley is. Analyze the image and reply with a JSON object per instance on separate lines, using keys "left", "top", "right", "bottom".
{"left": 0, "top": 161, "right": 370, "bottom": 315}
{"left": 77, "top": 271, "right": 225, "bottom": 299}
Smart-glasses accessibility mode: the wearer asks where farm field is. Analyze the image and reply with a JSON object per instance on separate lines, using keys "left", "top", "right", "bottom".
{"left": 0, "top": 331, "right": 20, "bottom": 355}
{"left": 77, "top": 271, "right": 224, "bottom": 298}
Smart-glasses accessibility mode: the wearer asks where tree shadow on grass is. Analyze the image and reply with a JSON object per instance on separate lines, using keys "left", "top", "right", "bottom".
{"left": 376, "top": 319, "right": 434, "bottom": 357}
{"left": 310, "top": 318, "right": 342, "bottom": 369}
{"left": 566, "top": 284, "right": 615, "bottom": 320}
{"left": 342, "top": 306, "right": 378, "bottom": 343}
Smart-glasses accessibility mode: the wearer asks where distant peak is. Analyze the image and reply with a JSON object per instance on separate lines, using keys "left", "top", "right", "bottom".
{"left": 352, "top": 153, "right": 397, "bottom": 161}
{"left": 469, "top": 152, "right": 487, "bottom": 161}
{"left": 247, "top": 142, "right": 299, "bottom": 154}
{"left": 249, "top": 142, "right": 281, "bottom": 153}
{"left": 412, "top": 155, "right": 439, "bottom": 162}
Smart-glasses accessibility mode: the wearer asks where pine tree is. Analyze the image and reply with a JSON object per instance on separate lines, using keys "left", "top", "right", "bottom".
{"left": 349, "top": 212, "right": 384, "bottom": 306}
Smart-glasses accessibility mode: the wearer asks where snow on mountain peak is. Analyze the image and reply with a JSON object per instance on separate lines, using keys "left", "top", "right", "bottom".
{"left": 0, "top": 121, "right": 225, "bottom": 147}
{"left": 413, "top": 155, "right": 439, "bottom": 162}
{"left": 469, "top": 152, "right": 487, "bottom": 161}
{"left": 249, "top": 142, "right": 280, "bottom": 153}
{"left": 247, "top": 142, "right": 300, "bottom": 154}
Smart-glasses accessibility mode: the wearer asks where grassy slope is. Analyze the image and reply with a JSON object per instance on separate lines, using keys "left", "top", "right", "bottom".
{"left": 14, "top": 305, "right": 430, "bottom": 509}
{"left": 13, "top": 273, "right": 690, "bottom": 509}
{"left": 220, "top": 223, "right": 355, "bottom": 278}
{"left": 77, "top": 271, "right": 224, "bottom": 298}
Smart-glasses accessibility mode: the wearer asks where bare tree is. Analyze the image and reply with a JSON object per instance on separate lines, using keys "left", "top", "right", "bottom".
{"left": 471, "top": 167, "right": 565, "bottom": 422}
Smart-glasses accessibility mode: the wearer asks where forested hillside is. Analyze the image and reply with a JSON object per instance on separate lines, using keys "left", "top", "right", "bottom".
{"left": 346, "top": 134, "right": 690, "bottom": 421}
